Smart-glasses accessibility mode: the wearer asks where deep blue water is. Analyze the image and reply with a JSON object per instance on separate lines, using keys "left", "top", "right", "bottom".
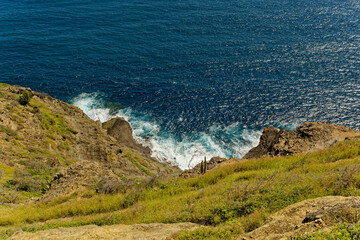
{"left": 1, "top": 0, "right": 359, "bottom": 168}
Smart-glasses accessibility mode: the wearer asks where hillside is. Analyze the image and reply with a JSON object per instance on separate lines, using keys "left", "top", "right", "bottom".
{"left": 0, "top": 83, "right": 180, "bottom": 203}
{"left": 1, "top": 83, "right": 360, "bottom": 239}
{"left": 1, "top": 138, "right": 360, "bottom": 239}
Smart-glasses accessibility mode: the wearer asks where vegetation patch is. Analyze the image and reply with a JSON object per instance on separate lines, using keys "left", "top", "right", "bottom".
{"left": 0, "top": 165, "right": 15, "bottom": 185}
{"left": 18, "top": 91, "right": 31, "bottom": 106}
{"left": 293, "top": 223, "right": 360, "bottom": 240}
{"left": 0, "top": 126, "right": 17, "bottom": 137}
{"left": 123, "top": 150, "right": 152, "bottom": 177}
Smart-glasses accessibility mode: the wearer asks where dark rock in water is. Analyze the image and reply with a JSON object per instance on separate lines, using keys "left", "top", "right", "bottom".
{"left": 244, "top": 127, "right": 280, "bottom": 159}
{"left": 102, "top": 117, "right": 151, "bottom": 157}
{"left": 243, "top": 122, "right": 360, "bottom": 159}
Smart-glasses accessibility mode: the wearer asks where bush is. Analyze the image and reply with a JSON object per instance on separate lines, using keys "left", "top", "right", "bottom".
{"left": 18, "top": 90, "right": 30, "bottom": 105}
{"left": 4, "top": 179, "right": 17, "bottom": 188}
{"left": 17, "top": 181, "right": 30, "bottom": 191}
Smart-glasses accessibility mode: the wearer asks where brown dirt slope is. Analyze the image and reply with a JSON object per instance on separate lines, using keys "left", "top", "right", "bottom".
{"left": 242, "top": 196, "right": 360, "bottom": 240}
{"left": 243, "top": 122, "right": 360, "bottom": 159}
{"left": 0, "top": 83, "right": 180, "bottom": 202}
{"left": 9, "top": 222, "right": 199, "bottom": 240}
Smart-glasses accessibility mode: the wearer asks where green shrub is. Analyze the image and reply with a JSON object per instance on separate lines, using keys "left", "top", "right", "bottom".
{"left": 4, "top": 179, "right": 16, "bottom": 188}
{"left": 17, "top": 181, "right": 30, "bottom": 191}
{"left": 18, "top": 91, "right": 31, "bottom": 105}
{"left": 176, "top": 225, "right": 244, "bottom": 240}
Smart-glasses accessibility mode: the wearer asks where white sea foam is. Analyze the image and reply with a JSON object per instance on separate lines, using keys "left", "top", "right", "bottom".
{"left": 72, "top": 93, "right": 114, "bottom": 123}
{"left": 71, "top": 93, "right": 262, "bottom": 169}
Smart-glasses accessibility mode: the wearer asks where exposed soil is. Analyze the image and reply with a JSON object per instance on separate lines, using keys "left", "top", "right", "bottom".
{"left": 9, "top": 222, "right": 199, "bottom": 240}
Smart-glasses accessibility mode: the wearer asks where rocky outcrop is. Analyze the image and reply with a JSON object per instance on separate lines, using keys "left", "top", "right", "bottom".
{"left": 243, "top": 122, "right": 360, "bottom": 159}
{"left": 9, "top": 222, "right": 199, "bottom": 240}
{"left": 102, "top": 117, "right": 151, "bottom": 157}
{"left": 242, "top": 196, "right": 360, "bottom": 240}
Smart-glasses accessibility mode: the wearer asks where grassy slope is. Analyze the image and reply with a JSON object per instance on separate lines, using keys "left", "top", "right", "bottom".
{"left": 1, "top": 140, "right": 360, "bottom": 239}
{"left": 0, "top": 84, "right": 78, "bottom": 201}
{"left": 293, "top": 223, "right": 360, "bottom": 240}
{"left": 0, "top": 83, "right": 179, "bottom": 205}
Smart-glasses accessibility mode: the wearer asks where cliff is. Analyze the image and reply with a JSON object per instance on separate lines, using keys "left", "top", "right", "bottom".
{"left": 0, "top": 83, "right": 180, "bottom": 202}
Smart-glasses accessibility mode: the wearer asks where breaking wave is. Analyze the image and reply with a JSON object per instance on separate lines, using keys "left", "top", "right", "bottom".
{"left": 71, "top": 92, "right": 262, "bottom": 169}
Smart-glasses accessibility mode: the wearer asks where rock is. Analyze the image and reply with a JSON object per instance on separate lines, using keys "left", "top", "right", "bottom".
{"left": 243, "top": 127, "right": 280, "bottom": 159}
{"left": 302, "top": 212, "right": 324, "bottom": 223}
{"left": 102, "top": 117, "right": 151, "bottom": 157}
{"left": 243, "top": 122, "right": 360, "bottom": 159}
{"left": 314, "top": 219, "right": 325, "bottom": 228}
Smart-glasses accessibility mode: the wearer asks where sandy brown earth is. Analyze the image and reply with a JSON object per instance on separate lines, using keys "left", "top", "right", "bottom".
{"left": 9, "top": 222, "right": 199, "bottom": 240}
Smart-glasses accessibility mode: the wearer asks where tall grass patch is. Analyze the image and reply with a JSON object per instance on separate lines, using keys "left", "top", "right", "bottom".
{"left": 0, "top": 140, "right": 360, "bottom": 239}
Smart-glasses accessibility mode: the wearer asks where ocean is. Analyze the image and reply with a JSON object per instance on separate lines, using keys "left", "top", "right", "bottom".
{"left": 1, "top": 0, "right": 359, "bottom": 169}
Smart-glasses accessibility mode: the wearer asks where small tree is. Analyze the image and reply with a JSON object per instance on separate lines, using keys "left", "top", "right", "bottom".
{"left": 18, "top": 90, "right": 30, "bottom": 105}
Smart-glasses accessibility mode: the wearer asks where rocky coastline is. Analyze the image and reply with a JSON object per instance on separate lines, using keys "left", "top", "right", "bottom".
{"left": 1, "top": 83, "right": 360, "bottom": 240}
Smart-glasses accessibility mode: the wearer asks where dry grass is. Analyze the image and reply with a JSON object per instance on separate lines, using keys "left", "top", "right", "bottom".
{"left": 0, "top": 140, "right": 360, "bottom": 239}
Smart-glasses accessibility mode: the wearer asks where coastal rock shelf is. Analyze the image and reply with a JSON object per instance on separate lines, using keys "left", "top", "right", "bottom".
{"left": 243, "top": 122, "right": 360, "bottom": 159}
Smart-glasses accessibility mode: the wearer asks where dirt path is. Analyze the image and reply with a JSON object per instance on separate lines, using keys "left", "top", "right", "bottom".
{"left": 9, "top": 222, "right": 199, "bottom": 240}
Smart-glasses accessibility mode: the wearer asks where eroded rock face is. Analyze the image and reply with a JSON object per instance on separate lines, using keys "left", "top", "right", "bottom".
{"left": 42, "top": 160, "right": 125, "bottom": 201}
{"left": 102, "top": 117, "right": 151, "bottom": 157}
{"left": 243, "top": 122, "right": 360, "bottom": 159}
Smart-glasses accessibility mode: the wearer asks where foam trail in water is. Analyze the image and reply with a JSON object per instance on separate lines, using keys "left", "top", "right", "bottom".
{"left": 71, "top": 93, "right": 262, "bottom": 169}
{"left": 72, "top": 93, "right": 114, "bottom": 123}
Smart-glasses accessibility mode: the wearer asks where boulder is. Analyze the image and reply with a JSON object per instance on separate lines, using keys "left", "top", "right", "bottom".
{"left": 102, "top": 117, "right": 151, "bottom": 156}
